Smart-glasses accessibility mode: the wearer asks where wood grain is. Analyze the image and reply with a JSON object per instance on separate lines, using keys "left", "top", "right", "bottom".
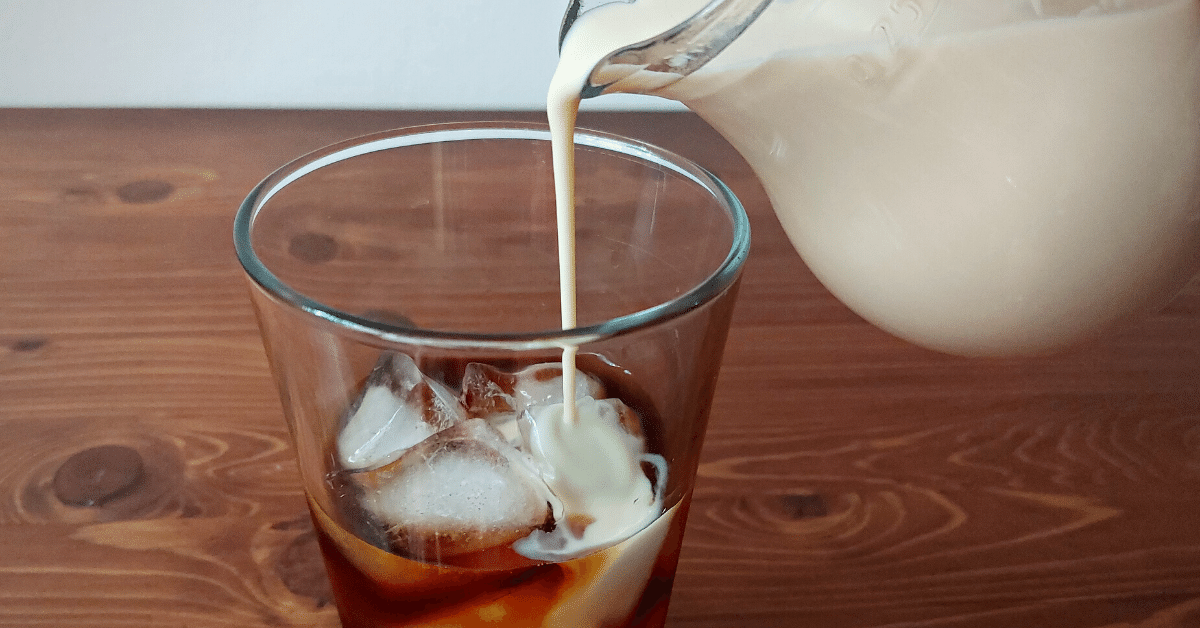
{"left": 2, "top": 109, "right": 1199, "bottom": 627}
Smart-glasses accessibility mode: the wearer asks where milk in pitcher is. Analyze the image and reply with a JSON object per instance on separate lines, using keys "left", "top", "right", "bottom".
{"left": 554, "top": 0, "right": 1200, "bottom": 356}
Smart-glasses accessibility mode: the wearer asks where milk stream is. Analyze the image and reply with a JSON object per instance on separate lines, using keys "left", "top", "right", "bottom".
{"left": 548, "top": 0, "right": 714, "bottom": 428}
{"left": 544, "top": 81, "right": 667, "bottom": 565}
{"left": 547, "top": 93, "right": 579, "bottom": 426}
{"left": 536, "top": 0, "right": 706, "bottom": 567}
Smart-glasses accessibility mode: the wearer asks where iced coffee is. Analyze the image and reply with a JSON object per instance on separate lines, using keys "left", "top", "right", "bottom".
{"left": 314, "top": 352, "right": 685, "bottom": 628}
{"left": 236, "top": 124, "right": 748, "bottom": 628}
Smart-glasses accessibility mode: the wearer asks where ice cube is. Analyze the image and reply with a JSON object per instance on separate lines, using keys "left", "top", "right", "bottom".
{"left": 461, "top": 362, "right": 517, "bottom": 418}
{"left": 602, "top": 396, "right": 645, "bottom": 441}
{"left": 511, "top": 362, "right": 605, "bottom": 410}
{"left": 486, "top": 412, "right": 525, "bottom": 449}
{"left": 460, "top": 361, "right": 604, "bottom": 449}
{"left": 460, "top": 362, "right": 523, "bottom": 446}
{"left": 351, "top": 418, "right": 557, "bottom": 560}
{"left": 337, "top": 353, "right": 466, "bottom": 470}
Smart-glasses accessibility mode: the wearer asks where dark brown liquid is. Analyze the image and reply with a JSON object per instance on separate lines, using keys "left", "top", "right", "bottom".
{"left": 312, "top": 496, "right": 689, "bottom": 628}
{"left": 316, "top": 354, "right": 687, "bottom": 628}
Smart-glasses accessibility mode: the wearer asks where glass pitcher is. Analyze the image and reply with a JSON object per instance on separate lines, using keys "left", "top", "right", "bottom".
{"left": 560, "top": 0, "right": 1200, "bottom": 357}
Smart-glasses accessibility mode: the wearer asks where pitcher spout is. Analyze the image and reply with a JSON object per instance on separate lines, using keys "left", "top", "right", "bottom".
{"left": 558, "top": 0, "right": 774, "bottom": 98}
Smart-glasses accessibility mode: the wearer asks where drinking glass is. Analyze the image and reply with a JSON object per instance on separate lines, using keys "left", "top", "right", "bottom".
{"left": 234, "top": 122, "right": 750, "bottom": 627}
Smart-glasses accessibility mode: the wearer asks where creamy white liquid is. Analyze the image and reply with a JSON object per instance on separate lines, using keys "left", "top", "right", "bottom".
{"left": 548, "top": 0, "right": 715, "bottom": 401}
{"left": 533, "top": 0, "right": 713, "bottom": 568}
{"left": 543, "top": 37, "right": 663, "bottom": 560}
{"left": 553, "top": 0, "right": 1200, "bottom": 356}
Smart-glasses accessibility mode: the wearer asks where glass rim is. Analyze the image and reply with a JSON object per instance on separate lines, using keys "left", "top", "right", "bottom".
{"left": 233, "top": 121, "right": 751, "bottom": 350}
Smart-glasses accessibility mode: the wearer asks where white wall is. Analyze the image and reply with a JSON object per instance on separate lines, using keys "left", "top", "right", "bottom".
{"left": 0, "top": 0, "right": 680, "bottom": 110}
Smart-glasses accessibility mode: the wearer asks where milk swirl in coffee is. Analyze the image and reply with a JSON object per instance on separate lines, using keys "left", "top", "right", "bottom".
{"left": 321, "top": 353, "right": 679, "bottom": 627}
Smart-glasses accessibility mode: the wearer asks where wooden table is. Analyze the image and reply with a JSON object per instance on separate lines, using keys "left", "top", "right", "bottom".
{"left": 2, "top": 109, "right": 1199, "bottom": 627}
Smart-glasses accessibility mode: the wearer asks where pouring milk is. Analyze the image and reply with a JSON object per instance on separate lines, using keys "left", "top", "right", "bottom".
{"left": 552, "top": 0, "right": 1200, "bottom": 357}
